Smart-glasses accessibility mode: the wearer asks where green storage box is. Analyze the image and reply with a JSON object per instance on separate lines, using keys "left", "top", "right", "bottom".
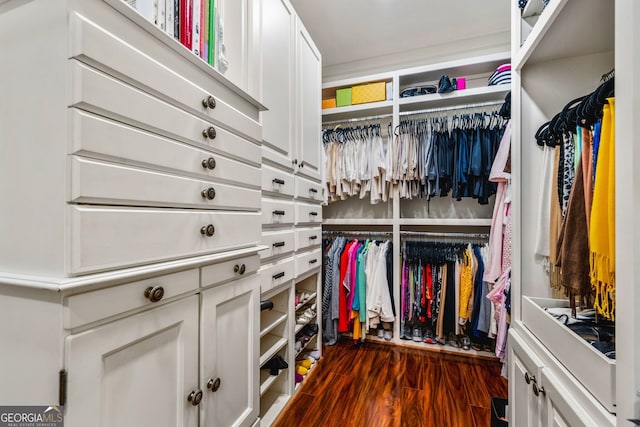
{"left": 336, "top": 88, "right": 352, "bottom": 107}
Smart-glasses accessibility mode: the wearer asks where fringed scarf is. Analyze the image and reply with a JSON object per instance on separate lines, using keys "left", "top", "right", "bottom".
{"left": 589, "top": 98, "right": 615, "bottom": 320}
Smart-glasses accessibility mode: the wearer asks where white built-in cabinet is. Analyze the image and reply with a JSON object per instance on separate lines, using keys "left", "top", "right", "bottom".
{"left": 0, "top": 1, "right": 274, "bottom": 426}
{"left": 257, "top": 0, "right": 322, "bottom": 423}
{"left": 510, "top": 0, "right": 639, "bottom": 425}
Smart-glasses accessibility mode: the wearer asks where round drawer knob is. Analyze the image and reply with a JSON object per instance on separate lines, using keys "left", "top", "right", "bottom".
{"left": 144, "top": 285, "right": 164, "bottom": 303}
{"left": 533, "top": 383, "right": 545, "bottom": 397}
{"left": 202, "top": 158, "right": 216, "bottom": 170}
{"left": 234, "top": 264, "right": 246, "bottom": 275}
{"left": 202, "top": 126, "right": 217, "bottom": 140}
{"left": 201, "top": 224, "right": 215, "bottom": 237}
{"left": 202, "top": 95, "right": 216, "bottom": 109}
{"left": 207, "top": 377, "right": 221, "bottom": 392}
{"left": 201, "top": 187, "right": 216, "bottom": 200}
{"left": 524, "top": 373, "right": 535, "bottom": 384}
{"left": 187, "top": 390, "right": 203, "bottom": 406}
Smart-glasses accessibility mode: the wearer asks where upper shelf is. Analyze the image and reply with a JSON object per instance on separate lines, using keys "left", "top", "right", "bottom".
{"left": 398, "top": 85, "right": 510, "bottom": 113}
{"left": 514, "top": 0, "right": 614, "bottom": 70}
{"left": 321, "top": 100, "right": 393, "bottom": 121}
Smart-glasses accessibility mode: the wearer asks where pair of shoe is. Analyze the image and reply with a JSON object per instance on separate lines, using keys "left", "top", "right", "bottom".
{"left": 437, "top": 75, "right": 456, "bottom": 93}
{"left": 261, "top": 354, "right": 288, "bottom": 376}
{"left": 296, "top": 308, "right": 316, "bottom": 324}
{"left": 375, "top": 327, "right": 393, "bottom": 341}
{"left": 300, "top": 324, "right": 318, "bottom": 337}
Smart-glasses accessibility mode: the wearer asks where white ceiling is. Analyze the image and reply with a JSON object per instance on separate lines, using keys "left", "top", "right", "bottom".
{"left": 290, "top": 0, "right": 511, "bottom": 79}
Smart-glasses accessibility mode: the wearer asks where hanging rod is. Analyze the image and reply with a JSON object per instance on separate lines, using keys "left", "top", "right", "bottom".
{"left": 322, "top": 113, "right": 393, "bottom": 127}
{"left": 398, "top": 100, "right": 504, "bottom": 117}
{"left": 322, "top": 230, "right": 393, "bottom": 238}
{"left": 400, "top": 231, "right": 489, "bottom": 239}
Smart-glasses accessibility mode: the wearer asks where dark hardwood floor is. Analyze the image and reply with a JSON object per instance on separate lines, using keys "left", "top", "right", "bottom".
{"left": 273, "top": 338, "right": 508, "bottom": 427}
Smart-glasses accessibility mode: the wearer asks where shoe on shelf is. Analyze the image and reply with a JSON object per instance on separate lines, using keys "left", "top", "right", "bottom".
{"left": 295, "top": 340, "right": 302, "bottom": 352}
{"left": 297, "top": 358, "right": 312, "bottom": 369}
{"left": 412, "top": 326, "right": 422, "bottom": 342}
{"left": 261, "top": 354, "right": 288, "bottom": 376}
{"left": 295, "top": 373, "right": 304, "bottom": 383}
{"left": 306, "top": 350, "right": 321, "bottom": 360}
{"left": 383, "top": 329, "right": 393, "bottom": 341}
{"left": 377, "top": 328, "right": 385, "bottom": 339}
{"left": 301, "top": 324, "right": 319, "bottom": 336}
{"left": 295, "top": 365, "right": 308, "bottom": 375}
{"left": 260, "top": 300, "right": 274, "bottom": 311}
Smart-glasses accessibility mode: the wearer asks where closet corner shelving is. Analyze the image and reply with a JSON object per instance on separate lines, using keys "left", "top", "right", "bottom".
{"left": 322, "top": 51, "right": 511, "bottom": 358}
{"left": 511, "top": 0, "right": 619, "bottom": 425}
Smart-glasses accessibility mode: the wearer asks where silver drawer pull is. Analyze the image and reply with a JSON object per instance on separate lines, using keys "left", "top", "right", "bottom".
{"left": 272, "top": 178, "right": 285, "bottom": 185}
{"left": 201, "top": 187, "right": 216, "bottom": 200}
{"left": 533, "top": 383, "right": 545, "bottom": 397}
{"left": 187, "top": 390, "right": 203, "bottom": 406}
{"left": 207, "top": 377, "right": 221, "bottom": 392}
{"left": 273, "top": 241, "right": 286, "bottom": 248}
{"left": 202, "top": 95, "right": 216, "bottom": 109}
{"left": 234, "top": 264, "right": 246, "bottom": 275}
{"left": 272, "top": 272, "right": 285, "bottom": 280}
{"left": 202, "top": 157, "right": 216, "bottom": 170}
{"left": 200, "top": 224, "right": 215, "bottom": 237}
{"left": 202, "top": 126, "right": 217, "bottom": 139}
{"left": 144, "top": 285, "right": 165, "bottom": 303}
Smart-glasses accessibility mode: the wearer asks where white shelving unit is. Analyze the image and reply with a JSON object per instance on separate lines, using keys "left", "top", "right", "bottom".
{"left": 321, "top": 52, "right": 511, "bottom": 358}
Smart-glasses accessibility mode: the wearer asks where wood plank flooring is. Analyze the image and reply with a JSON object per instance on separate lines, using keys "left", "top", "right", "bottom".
{"left": 273, "top": 338, "right": 508, "bottom": 427}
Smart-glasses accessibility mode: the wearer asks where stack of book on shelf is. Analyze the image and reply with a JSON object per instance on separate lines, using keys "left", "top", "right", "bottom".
{"left": 123, "top": 0, "right": 216, "bottom": 66}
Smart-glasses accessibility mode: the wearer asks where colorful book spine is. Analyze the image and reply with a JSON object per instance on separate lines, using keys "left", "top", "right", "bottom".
{"left": 208, "top": 0, "right": 215, "bottom": 66}
{"left": 179, "top": 0, "right": 192, "bottom": 50}
{"left": 174, "top": 0, "right": 179, "bottom": 40}
{"left": 192, "top": 0, "right": 201, "bottom": 56}
{"left": 202, "top": 0, "right": 209, "bottom": 62}
{"left": 165, "top": 0, "right": 174, "bottom": 37}
{"left": 157, "top": 0, "right": 165, "bottom": 30}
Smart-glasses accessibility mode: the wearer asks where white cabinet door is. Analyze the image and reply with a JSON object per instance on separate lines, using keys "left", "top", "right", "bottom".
{"left": 541, "top": 370, "right": 588, "bottom": 427}
{"left": 65, "top": 296, "right": 199, "bottom": 427}
{"left": 201, "top": 274, "right": 259, "bottom": 427}
{"left": 216, "top": 0, "right": 250, "bottom": 91}
{"left": 511, "top": 351, "right": 544, "bottom": 427}
{"left": 260, "top": 0, "right": 295, "bottom": 163}
{"left": 295, "top": 19, "right": 321, "bottom": 181}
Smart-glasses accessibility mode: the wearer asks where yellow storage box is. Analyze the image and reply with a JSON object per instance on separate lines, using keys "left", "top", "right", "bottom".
{"left": 352, "top": 82, "right": 386, "bottom": 104}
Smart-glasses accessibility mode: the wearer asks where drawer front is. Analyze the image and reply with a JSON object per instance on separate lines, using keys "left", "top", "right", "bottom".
{"left": 69, "top": 12, "right": 260, "bottom": 141}
{"left": 262, "top": 165, "right": 294, "bottom": 197}
{"left": 295, "top": 227, "right": 322, "bottom": 251}
{"left": 65, "top": 268, "right": 199, "bottom": 329}
{"left": 260, "top": 230, "right": 295, "bottom": 260}
{"left": 201, "top": 254, "right": 260, "bottom": 289}
{"left": 70, "top": 156, "right": 260, "bottom": 210}
{"left": 261, "top": 199, "right": 295, "bottom": 226}
{"left": 69, "top": 109, "right": 260, "bottom": 188}
{"left": 295, "top": 202, "right": 322, "bottom": 225}
{"left": 70, "top": 206, "right": 260, "bottom": 274}
{"left": 295, "top": 248, "right": 322, "bottom": 278}
{"left": 258, "top": 257, "right": 295, "bottom": 294}
{"left": 294, "top": 176, "right": 322, "bottom": 202}
{"left": 69, "top": 60, "right": 260, "bottom": 166}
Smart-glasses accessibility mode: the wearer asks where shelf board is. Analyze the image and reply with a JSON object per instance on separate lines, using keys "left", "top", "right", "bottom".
{"left": 522, "top": 0, "right": 546, "bottom": 20}
{"left": 259, "top": 392, "right": 291, "bottom": 426}
{"left": 259, "top": 369, "right": 282, "bottom": 397}
{"left": 398, "top": 85, "right": 510, "bottom": 113}
{"left": 294, "top": 292, "right": 317, "bottom": 312}
{"left": 259, "top": 334, "right": 288, "bottom": 367}
{"left": 294, "top": 314, "right": 317, "bottom": 334}
{"left": 322, "top": 100, "right": 393, "bottom": 122}
{"left": 399, "top": 218, "right": 492, "bottom": 227}
{"left": 322, "top": 218, "right": 393, "bottom": 226}
{"left": 260, "top": 310, "right": 288, "bottom": 338}
{"left": 514, "top": 0, "right": 613, "bottom": 70}
{"left": 295, "top": 335, "right": 318, "bottom": 358}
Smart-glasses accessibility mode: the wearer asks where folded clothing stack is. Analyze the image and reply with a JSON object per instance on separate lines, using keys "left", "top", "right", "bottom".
{"left": 488, "top": 64, "right": 511, "bottom": 86}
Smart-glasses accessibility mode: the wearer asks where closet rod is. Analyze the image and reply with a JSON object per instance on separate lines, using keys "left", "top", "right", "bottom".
{"left": 322, "top": 113, "right": 393, "bottom": 126}
{"left": 398, "top": 100, "right": 503, "bottom": 117}
{"left": 400, "top": 231, "right": 489, "bottom": 239}
{"left": 322, "top": 230, "right": 392, "bottom": 238}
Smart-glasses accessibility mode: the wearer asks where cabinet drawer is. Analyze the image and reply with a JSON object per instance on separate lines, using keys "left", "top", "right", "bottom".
{"left": 295, "top": 202, "right": 322, "bottom": 225}
{"left": 201, "top": 254, "right": 260, "bottom": 289}
{"left": 295, "top": 248, "right": 322, "bottom": 278}
{"left": 260, "top": 230, "right": 295, "bottom": 260}
{"left": 261, "top": 199, "right": 295, "bottom": 226}
{"left": 295, "top": 176, "right": 322, "bottom": 202}
{"left": 64, "top": 268, "right": 199, "bottom": 329}
{"left": 69, "top": 60, "right": 260, "bottom": 166}
{"left": 70, "top": 156, "right": 260, "bottom": 210}
{"left": 69, "top": 11, "right": 260, "bottom": 141}
{"left": 295, "top": 227, "right": 322, "bottom": 251}
{"left": 69, "top": 109, "right": 260, "bottom": 188}
{"left": 259, "top": 257, "right": 295, "bottom": 294}
{"left": 262, "top": 165, "right": 294, "bottom": 197}
{"left": 70, "top": 206, "right": 260, "bottom": 274}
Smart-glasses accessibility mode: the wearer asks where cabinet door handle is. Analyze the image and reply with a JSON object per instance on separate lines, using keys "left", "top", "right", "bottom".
{"left": 309, "top": 235, "right": 318, "bottom": 240}
{"left": 272, "top": 272, "right": 285, "bottom": 280}
{"left": 309, "top": 188, "right": 318, "bottom": 193}
{"left": 202, "top": 157, "right": 216, "bottom": 170}
{"left": 309, "top": 259, "right": 318, "bottom": 264}
{"left": 201, "top": 224, "right": 215, "bottom": 237}
{"left": 300, "top": 161, "right": 304, "bottom": 168}
{"left": 234, "top": 264, "right": 246, "bottom": 275}
{"left": 202, "top": 126, "right": 217, "bottom": 139}
{"left": 272, "top": 210, "right": 285, "bottom": 216}
{"left": 272, "top": 178, "right": 285, "bottom": 185}
{"left": 532, "top": 383, "right": 545, "bottom": 397}
{"left": 207, "top": 377, "right": 221, "bottom": 392}
{"left": 201, "top": 187, "right": 216, "bottom": 200}
{"left": 309, "top": 211, "right": 318, "bottom": 216}
{"left": 273, "top": 241, "right": 286, "bottom": 248}
{"left": 202, "top": 95, "right": 216, "bottom": 109}
{"left": 187, "top": 389, "right": 203, "bottom": 406}
{"left": 144, "top": 285, "right": 165, "bottom": 303}
{"left": 524, "top": 373, "right": 535, "bottom": 384}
